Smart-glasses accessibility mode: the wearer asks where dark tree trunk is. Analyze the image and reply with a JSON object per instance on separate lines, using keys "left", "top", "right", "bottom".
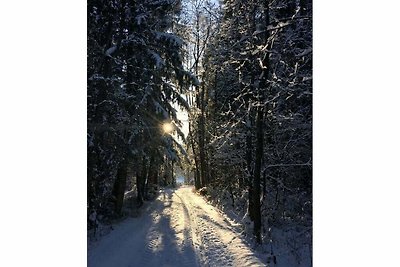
{"left": 253, "top": 107, "right": 264, "bottom": 243}
{"left": 142, "top": 156, "right": 148, "bottom": 198}
{"left": 113, "top": 158, "right": 128, "bottom": 216}
{"left": 189, "top": 121, "right": 201, "bottom": 190}
{"left": 252, "top": 0, "right": 270, "bottom": 244}
{"left": 262, "top": 170, "right": 267, "bottom": 198}
{"left": 148, "top": 155, "right": 157, "bottom": 185}
{"left": 199, "top": 113, "right": 206, "bottom": 187}
{"left": 137, "top": 156, "right": 147, "bottom": 206}
{"left": 136, "top": 171, "right": 143, "bottom": 206}
{"left": 247, "top": 3, "right": 259, "bottom": 223}
{"left": 171, "top": 160, "right": 175, "bottom": 187}
{"left": 246, "top": 111, "right": 254, "bottom": 221}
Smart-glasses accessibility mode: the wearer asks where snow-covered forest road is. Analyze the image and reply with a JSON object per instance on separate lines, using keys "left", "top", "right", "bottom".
{"left": 88, "top": 186, "right": 265, "bottom": 267}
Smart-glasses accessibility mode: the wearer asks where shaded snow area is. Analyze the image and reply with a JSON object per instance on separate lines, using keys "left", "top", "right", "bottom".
{"left": 206, "top": 187, "right": 312, "bottom": 267}
{"left": 88, "top": 186, "right": 265, "bottom": 267}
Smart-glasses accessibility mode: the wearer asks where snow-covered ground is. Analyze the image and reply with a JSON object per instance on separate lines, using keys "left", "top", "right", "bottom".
{"left": 88, "top": 186, "right": 266, "bottom": 267}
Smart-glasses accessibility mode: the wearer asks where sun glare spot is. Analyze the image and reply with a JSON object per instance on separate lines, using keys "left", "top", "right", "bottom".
{"left": 162, "top": 122, "right": 174, "bottom": 134}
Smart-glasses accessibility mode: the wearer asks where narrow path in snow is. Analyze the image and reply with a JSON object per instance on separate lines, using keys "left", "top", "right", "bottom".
{"left": 88, "top": 186, "right": 265, "bottom": 267}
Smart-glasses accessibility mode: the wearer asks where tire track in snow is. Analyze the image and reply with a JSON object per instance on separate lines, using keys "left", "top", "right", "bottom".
{"left": 136, "top": 202, "right": 164, "bottom": 267}
{"left": 177, "top": 187, "right": 265, "bottom": 267}
{"left": 184, "top": 196, "right": 234, "bottom": 267}
{"left": 173, "top": 191, "right": 202, "bottom": 267}
{"left": 169, "top": 192, "right": 200, "bottom": 267}
{"left": 137, "top": 188, "right": 199, "bottom": 267}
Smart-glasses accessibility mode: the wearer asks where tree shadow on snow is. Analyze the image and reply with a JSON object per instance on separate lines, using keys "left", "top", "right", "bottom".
{"left": 134, "top": 188, "right": 200, "bottom": 267}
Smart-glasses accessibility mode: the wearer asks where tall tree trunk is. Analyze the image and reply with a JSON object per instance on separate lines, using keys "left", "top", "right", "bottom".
{"left": 113, "top": 158, "right": 128, "bottom": 215}
{"left": 142, "top": 156, "right": 148, "bottom": 198}
{"left": 189, "top": 121, "right": 201, "bottom": 190}
{"left": 137, "top": 156, "right": 147, "bottom": 206}
{"left": 136, "top": 170, "right": 143, "bottom": 206}
{"left": 246, "top": 109, "right": 254, "bottom": 221}
{"left": 253, "top": 107, "right": 264, "bottom": 243}
{"left": 148, "top": 155, "right": 157, "bottom": 185}
{"left": 247, "top": 3, "right": 259, "bottom": 223}
{"left": 252, "top": 0, "right": 270, "bottom": 244}
{"left": 198, "top": 112, "right": 206, "bottom": 187}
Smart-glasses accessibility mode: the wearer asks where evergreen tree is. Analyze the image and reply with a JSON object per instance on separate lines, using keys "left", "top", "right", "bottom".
{"left": 88, "top": 0, "right": 196, "bottom": 223}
